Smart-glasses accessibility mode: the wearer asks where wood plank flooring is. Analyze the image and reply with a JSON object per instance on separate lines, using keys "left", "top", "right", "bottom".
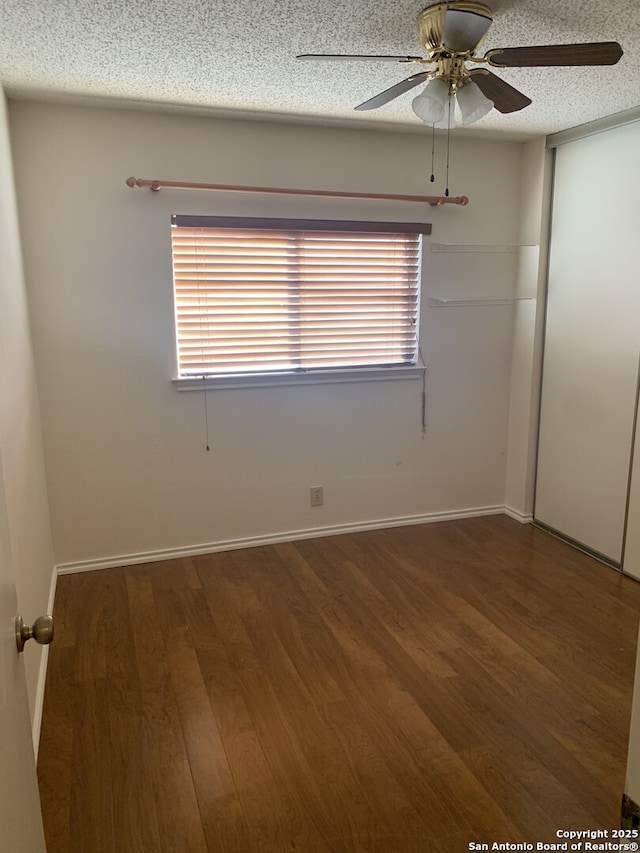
{"left": 38, "top": 516, "right": 640, "bottom": 852}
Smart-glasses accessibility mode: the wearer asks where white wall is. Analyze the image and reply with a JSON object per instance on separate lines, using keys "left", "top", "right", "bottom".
{"left": 9, "top": 101, "right": 526, "bottom": 568}
{"left": 0, "top": 90, "right": 55, "bottom": 731}
{"left": 504, "top": 137, "right": 552, "bottom": 519}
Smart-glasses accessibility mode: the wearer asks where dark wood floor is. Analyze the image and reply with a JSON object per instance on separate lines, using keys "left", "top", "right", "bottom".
{"left": 38, "top": 516, "right": 640, "bottom": 852}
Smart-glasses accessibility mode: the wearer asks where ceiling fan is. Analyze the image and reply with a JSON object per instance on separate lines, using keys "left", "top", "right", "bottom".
{"left": 297, "top": 1, "right": 623, "bottom": 126}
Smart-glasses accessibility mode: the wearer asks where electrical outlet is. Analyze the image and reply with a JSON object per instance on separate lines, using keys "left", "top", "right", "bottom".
{"left": 310, "top": 486, "right": 323, "bottom": 507}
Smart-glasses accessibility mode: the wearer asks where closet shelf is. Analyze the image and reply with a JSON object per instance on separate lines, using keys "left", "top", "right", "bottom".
{"left": 430, "top": 242, "right": 539, "bottom": 253}
{"left": 428, "top": 297, "right": 535, "bottom": 308}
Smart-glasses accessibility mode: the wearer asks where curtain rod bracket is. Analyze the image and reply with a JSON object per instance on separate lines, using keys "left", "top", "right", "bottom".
{"left": 125, "top": 176, "right": 469, "bottom": 206}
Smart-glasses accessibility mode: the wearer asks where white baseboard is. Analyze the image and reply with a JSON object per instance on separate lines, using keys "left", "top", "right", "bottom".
{"left": 56, "top": 504, "right": 506, "bottom": 575}
{"left": 504, "top": 505, "right": 534, "bottom": 524}
{"left": 32, "top": 563, "right": 57, "bottom": 758}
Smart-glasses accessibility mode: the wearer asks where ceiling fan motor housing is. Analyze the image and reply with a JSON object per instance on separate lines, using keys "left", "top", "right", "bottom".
{"left": 418, "top": 2, "right": 494, "bottom": 91}
{"left": 418, "top": 2, "right": 493, "bottom": 53}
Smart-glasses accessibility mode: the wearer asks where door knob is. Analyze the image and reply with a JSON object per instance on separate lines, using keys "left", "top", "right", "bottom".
{"left": 15, "top": 614, "right": 54, "bottom": 653}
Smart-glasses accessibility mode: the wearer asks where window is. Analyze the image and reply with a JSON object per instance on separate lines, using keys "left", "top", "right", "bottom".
{"left": 171, "top": 215, "right": 428, "bottom": 384}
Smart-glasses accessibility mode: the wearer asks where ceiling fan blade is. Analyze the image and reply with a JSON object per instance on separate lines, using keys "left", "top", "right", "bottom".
{"left": 354, "top": 71, "right": 431, "bottom": 111}
{"left": 469, "top": 69, "right": 531, "bottom": 113}
{"left": 296, "top": 54, "right": 424, "bottom": 63}
{"left": 486, "top": 41, "right": 623, "bottom": 68}
{"left": 441, "top": 8, "right": 493, "bottom": 52}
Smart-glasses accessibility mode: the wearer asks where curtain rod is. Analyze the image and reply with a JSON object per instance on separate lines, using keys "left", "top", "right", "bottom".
{"left": 125, "top": 176, "right": 469, "bottom": 207}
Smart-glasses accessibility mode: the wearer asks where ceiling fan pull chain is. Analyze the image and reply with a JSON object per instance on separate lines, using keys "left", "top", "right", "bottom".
{"left": 430, "top": 122, "right": 436, "bottom": 183}
{"left": 445, "top": 96, "right": 452, "bottom": 197}
{"left": 202, "top": 374, "right": 211, "bottom": 452}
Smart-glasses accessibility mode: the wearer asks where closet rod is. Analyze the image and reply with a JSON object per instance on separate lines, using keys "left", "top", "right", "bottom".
{"left": 125, "top": 176, "right": 469, "bottom": 207}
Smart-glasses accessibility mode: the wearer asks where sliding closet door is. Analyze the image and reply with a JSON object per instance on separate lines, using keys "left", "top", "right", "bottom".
{"left": 535, "top": 123, "right": 640, "bottom": 565}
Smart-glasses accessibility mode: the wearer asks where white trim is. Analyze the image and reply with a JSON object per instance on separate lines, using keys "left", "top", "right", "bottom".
{"left": 504, "top": 505, "right": 534, "bottom": 524}
{"left": 56, "top": 505, "right": 505, "bottom": 575}
{"left": 32, "top": 564, "right": 57, "bottom": 757}
{"left": 173, "top": 364, "right": 425, "bottom": 391}
{"left": 546, "top": 106, "right": 640, "bottom": 149}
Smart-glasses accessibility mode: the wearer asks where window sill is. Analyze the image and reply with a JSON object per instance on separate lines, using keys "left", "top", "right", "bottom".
{"left": 173, "top": 365, "right": 425, "bottom": 391}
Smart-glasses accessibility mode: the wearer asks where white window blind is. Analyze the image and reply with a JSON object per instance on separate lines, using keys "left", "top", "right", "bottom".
{"left": 171, "top": 215, "right": 427, "bottom": 378}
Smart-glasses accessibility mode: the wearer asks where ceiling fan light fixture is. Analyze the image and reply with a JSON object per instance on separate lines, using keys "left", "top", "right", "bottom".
{"left": 456, "top": 79, "right": 494, "bottom": 125}
{"left": 434, "top": 95, "right": 454, "bottom": 128}
{"left": 411, "top": 77, "right": 449, "bottom": 123}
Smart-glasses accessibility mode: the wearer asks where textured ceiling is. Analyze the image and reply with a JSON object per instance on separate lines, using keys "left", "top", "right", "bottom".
{"left": 1, "top": 0, "right": 639, "bottom": 139}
